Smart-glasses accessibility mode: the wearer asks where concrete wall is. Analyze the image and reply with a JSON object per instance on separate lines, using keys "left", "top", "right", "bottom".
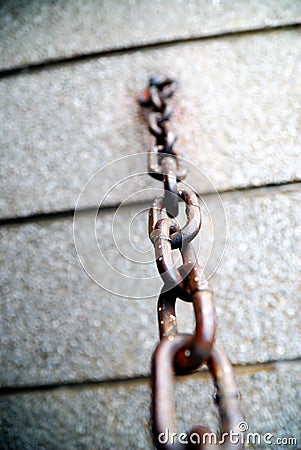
{"left": 0, "top": 1, "right": 300, "bottom": 449}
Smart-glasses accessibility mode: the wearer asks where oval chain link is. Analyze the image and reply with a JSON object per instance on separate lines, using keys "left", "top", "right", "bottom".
{"left": 139, "top": 78, "right": 244, "bottom": 449}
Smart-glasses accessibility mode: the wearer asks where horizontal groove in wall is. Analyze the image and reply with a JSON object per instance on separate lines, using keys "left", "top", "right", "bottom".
{"left": 1, "top": 357, "right": 300, "bottom": 397}
{"left": 0, "top": 179, "right": 300, "bottom": 227}
{"left": 0, "top": 22, "right": 300, "bottom": 79}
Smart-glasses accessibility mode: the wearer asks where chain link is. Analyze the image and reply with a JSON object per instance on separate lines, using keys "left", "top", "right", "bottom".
{"left": 139, "top": 78, "right": 244, "bottom": 449}
{"left": 139, "top": 76, "right": 186, "bottom": 218}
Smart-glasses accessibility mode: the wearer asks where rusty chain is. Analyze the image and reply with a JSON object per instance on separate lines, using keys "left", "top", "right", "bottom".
{"left": 139, "top": 77, "right": 244, "bottom": 449}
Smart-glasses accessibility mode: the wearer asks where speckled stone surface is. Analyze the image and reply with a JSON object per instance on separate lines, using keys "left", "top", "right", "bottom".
{"left": 0, "top": 185, "right": 300, "bottom": 387}
{"left": 0, "top": 213, "right": 159, "bottom": 386}
{"left": 211, "top": 184, "right": 301, "bottom": 365}
{"left": 0, "top": 361, "right": 300, "bottom": 449}
{"left": 0, "top": 0, "right": 300, "bottom": 70}
{"left": 1, "top": 29, "right": 301, "bottom": 218}
{"left": 1, "top": 5, "right": 300, "bottom": 447}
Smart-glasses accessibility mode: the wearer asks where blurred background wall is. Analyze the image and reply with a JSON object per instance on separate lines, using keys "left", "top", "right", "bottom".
{"left": 0, "top": 1, "right": 300, "bottom": 448}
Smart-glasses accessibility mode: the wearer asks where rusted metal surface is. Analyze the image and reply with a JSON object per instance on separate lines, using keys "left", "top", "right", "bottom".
{"left": 140, "top": 77, "right": 184, "bottom": 219}
{"left": 152, "top": 340, "right": 244, "bottom": 450}
{"left": 140, "top": 78, "right": 244, "bottom": 449}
